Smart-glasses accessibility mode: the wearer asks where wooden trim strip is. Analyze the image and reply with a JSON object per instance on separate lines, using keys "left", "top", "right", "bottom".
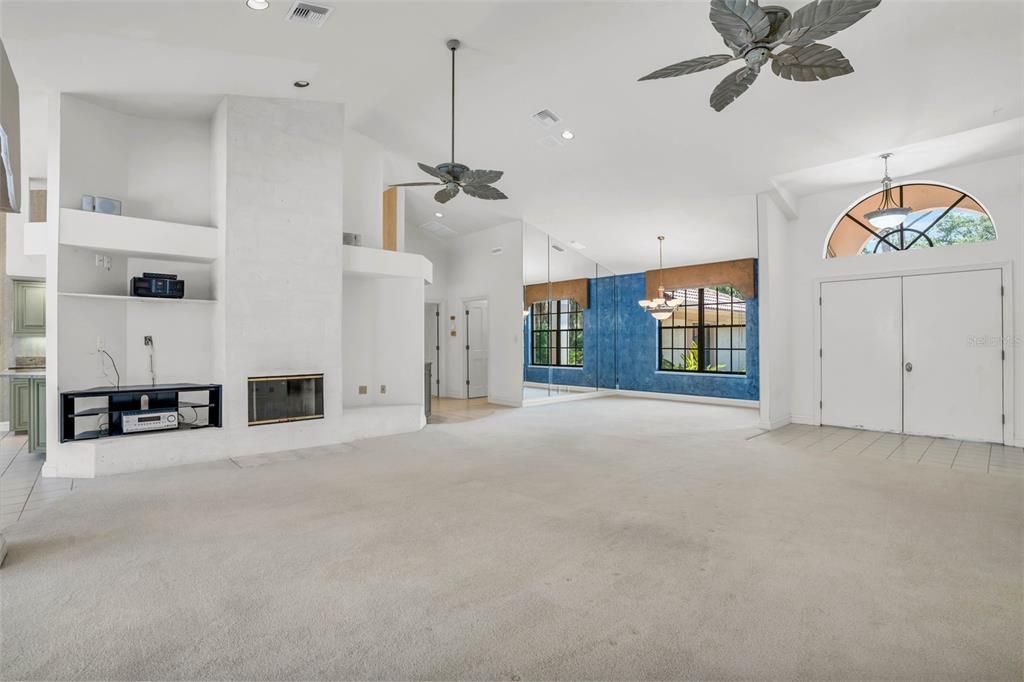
{"left": 523, "top": 278, "right": 590, "bottom": 308}
{"left": 645, "top": 258, "right": 756, "bottom": 300}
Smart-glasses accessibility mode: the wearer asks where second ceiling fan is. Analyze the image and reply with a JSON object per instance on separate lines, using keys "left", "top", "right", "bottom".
{"left": 391, "top": 39, "right": 508, "bottom": 204}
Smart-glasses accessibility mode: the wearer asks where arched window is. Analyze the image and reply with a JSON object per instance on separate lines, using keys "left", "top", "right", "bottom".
{"left": 825, "top": 183, "right": 995, "bottom": 258}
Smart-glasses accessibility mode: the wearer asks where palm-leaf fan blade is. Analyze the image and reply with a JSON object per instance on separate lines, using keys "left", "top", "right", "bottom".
{"left": 709, "top": 66, "right": 758, "bottom": 111}
{"left": 390, "top": 182, "right": 443, "bottom": 187}
{"left": 462, "top": 184, "right": 507, "bottom": 200}
{"left": 709, "top": 0, "right": 771, "bottom": 47}
{"left": 435, "top": 185, "right": 460, "bottom": 204}
{"left": 771, "top": 43, "right": 853, "bottom": 81}
{"left": 461, "top": 169, "right": 504, "bottom": 186}
{"left": 418, "top": 162, "right": 452, "bottom": 181}
{"left": 773, "top": 0, "right": 881, "bottom": 47}
{"left": 638, "top": 54, "right": 736, "bottom": 81}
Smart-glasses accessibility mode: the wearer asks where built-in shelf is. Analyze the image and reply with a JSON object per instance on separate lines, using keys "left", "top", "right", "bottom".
{"left": 60, "top": 208, "right": 218, "bottom": 263}
{"left": 58, "top": 292, "right": 216, "bottom": 304}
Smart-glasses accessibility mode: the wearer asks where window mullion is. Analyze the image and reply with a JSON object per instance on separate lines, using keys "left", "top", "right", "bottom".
{"left": 697, "top": 288, "right": 705, "bottom": 374}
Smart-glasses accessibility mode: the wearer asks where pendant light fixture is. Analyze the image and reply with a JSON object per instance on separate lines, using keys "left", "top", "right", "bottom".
{"left": 638, "top": 236, "right": 683, "bottom": 321}
{"left": 865, "top": 153, "right": 911, "bottom": 229}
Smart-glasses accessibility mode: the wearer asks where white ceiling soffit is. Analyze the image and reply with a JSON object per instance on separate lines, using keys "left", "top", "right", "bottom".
{"left": 2, "top": 1, "right": 1021, "bottom": 273}
{"left": 772, "top": 118, "right": 1024, "bottom": 200}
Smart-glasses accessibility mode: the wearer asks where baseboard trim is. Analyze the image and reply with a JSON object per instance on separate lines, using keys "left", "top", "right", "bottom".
{"left": 487, "top": 397, "right": 523, "bottom": 408}
{"left": 522, "top": 391, "right": 606, "bottom": 407}
{"left": 790, "top": 414, "right": 817, "bottom": 425}
{"left": 0, "top": 421, "right": 9, "bottom": 433}
{"left": 613, "top": 389, "right": 758, "bottom": 409}
{"left": 759, "top": 415, "right": 792, "bottom": 430}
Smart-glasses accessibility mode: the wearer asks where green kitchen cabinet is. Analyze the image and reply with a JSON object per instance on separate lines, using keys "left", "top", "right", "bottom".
{"left": 14, "top": 280, "right": 45, "bottom": 336}
{"left": 11, "top": 378, "right": 30, "bottom": 433}
{"left": 28, "top": 378, "right": 46, "bottom": 453}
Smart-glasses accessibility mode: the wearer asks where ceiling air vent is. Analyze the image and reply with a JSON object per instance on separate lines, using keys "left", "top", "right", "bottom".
{"left": 531, "top": 109, "right": 560, "bottom": 127}
{"left": 421, "top": 221, "right": 456, "bottom": 238}
{"left": 286, "top": 1, "right": 333, "bottom": 27}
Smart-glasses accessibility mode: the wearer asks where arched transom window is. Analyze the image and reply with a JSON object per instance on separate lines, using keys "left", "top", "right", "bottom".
{"left": 825, "top": 183, "right": 995, "bottom": 258}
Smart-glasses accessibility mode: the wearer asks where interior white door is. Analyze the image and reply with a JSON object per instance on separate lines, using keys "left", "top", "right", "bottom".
{"left": 465, "top": 300, "right": 488, "bottom": 399}
{"left": 820, "top": 277, "right": 903, "bottom": 432}
{"left": 903, "top": 269, "right": 1003, "bottom": 442}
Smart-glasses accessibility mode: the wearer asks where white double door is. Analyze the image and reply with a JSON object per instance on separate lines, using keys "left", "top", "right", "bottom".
{"left": 820, "top": 269, "right": 1004, "bottom": 442}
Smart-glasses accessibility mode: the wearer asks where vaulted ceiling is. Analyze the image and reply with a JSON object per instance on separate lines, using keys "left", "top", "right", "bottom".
{"left": 2, "top": 1, "right": 1021, "bottom": 272}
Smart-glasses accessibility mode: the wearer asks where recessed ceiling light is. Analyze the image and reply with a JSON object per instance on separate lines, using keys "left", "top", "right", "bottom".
{"left": 293, "top": 80, "right": 310, "bottom": 88}
{"left": 246, "top": 0, "right": 269, "bottom": 10}
{"left": 434, "top": 212, "right": 444, "bottom": 218}
{"left": 560, "top": 129, "right": 575, "bottom": 140}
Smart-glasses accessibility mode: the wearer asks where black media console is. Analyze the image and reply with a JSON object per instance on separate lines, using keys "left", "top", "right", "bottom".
{"left": 60, "top": 383, "right": 222, "bottom": 443}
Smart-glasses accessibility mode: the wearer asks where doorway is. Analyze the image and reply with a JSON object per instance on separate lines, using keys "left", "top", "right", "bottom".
{"left": 820, "top": 268, "right": 1004, "bottom": 443}
{"left": 464, "top": 299, "right": 489, "bottom": 399}
{"left": 425, "top": 302, "right": 440, "bottom": 398}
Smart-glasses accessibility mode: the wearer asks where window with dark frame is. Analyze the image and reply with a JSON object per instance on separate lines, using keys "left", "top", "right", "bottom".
{"left": 530, "top": 299, "right": 584, "bottom": 367}
{"left": 658, "top": 286, "right": 747, "bottom": 375}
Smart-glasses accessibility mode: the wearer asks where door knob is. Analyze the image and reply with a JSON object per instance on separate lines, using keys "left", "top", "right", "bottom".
{"left": 905, "top": 362, "right": 913, "bottom": 372}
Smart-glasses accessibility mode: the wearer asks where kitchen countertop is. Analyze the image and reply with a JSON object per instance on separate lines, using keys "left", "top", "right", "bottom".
{"left": 0, "top": 368, "right": 47, "bottom": 378}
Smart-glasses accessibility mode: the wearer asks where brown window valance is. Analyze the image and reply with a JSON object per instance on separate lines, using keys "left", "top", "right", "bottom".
{"left": 523, "top": 278, "right": 590, "bottom": 309}
{"left": 646, "top": 258, "right": 756, "bottom": 300}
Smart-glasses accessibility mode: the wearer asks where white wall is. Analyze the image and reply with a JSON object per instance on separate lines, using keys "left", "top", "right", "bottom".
{"left": 58, "top": 95, "right": 212, "bottom": 226}
{"left": 342, "top": 275, "right": 424, "bottom": 408}
{"left": 217, "top": 96, "right": 345, "bottom": 446}
{"left": 757, "top": 194, "right": 791, "bottom": 429}
{"left": 405, "top": 223, "right": 452, "bottom": 396}
{"left": 4, "top": 91, "right": 46, "bottom": 278}
{"left": 776, "top": 153, "right": 1024, "bottom": 440}
{"left": 443, "top": 220, "right": 524, "bottom": 405}
{"left": 343, "top": 129, "right": 384, "bottom": 249}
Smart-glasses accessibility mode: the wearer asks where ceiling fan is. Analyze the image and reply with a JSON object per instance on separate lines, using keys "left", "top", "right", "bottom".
{"left": 638, "top": 0, "right": 881, "bottom": 111}
{"left": 390, "top": 39, "right": 508, "bottom": 204}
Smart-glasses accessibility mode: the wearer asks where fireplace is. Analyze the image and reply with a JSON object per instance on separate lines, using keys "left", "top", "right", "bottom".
{"left": 247, "top": 374, "right": 324, "bottom": 426}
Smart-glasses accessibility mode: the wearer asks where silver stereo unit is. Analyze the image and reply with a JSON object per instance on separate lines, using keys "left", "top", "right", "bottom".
{"left": 122, "top": 409, "right": 178, "bottom": 433}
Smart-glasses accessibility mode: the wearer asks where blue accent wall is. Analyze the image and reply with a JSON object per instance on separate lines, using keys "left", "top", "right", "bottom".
{"left": 523, "top": 264, "right": 759, "bottom": 401}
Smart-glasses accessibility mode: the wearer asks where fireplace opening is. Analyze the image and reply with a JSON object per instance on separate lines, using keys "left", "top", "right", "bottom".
{"left": 248, "top": 374, "right": 324, "bottom": 426}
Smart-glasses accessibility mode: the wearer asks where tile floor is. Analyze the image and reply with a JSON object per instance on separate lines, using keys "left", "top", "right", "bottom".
{"left": 750, "top": 423, "right": 1024, "bottom": 477}
{"left": 0, "top": 431, "right": 75, "bottom": 529}
{"left": 428, "top": 397, "right": 509, "bottom": 424}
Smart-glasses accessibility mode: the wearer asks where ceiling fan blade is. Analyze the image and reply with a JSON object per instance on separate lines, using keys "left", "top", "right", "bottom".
{"left": 418, "top": 162, "right": 452, "bottom": 181}
{"left": 709, "top": 0, "right": 771, "bottom": 49}
{"left": 638, "top": 54, "right": 736, "bottom": 81}
{"left": 390, "top": 182, "right": 444, "bottom": 187}
{"left": 709, "top": 66, "right": 758, "bottom": 111}
{"left": 461, "top": 184, "right": 508, "bottom": 201}
{"left": 434, "top": 185, "right": 460, "bottom": 204}
{"left": 772, "top": 0, "right": 881, "bottom": 47}
{"left": 771, "top": 43, "right": 853, "bottom": 81}
{"left": 461, "top": 169, "right": 504, "bottom": 185}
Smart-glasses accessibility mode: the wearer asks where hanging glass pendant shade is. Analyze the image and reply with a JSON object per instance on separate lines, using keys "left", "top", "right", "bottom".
{"left": 638, "top": 236, "right": 682, "bottom": 320}
{"left": 865, "top": 153, "right": 911, "bottom": 229}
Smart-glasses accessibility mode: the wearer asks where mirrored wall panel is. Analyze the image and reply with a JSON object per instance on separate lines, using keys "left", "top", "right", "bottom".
{"left": 522, "top": 223, "right": 615, "bottom": 404}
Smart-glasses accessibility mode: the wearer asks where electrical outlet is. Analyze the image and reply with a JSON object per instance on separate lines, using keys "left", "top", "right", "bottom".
{"left": 380, "top": 384, "right": 387, "bottom": 394}
{"left": 358, "top": 385, "right": 367, "bottom": 395}
{"left": 144, "top": 336, "right": 153, "bottom": 346}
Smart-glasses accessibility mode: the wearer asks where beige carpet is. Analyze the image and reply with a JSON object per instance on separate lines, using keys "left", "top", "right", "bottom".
{"left": 1, "top": 398, "right": 1021, "bottom": 680}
